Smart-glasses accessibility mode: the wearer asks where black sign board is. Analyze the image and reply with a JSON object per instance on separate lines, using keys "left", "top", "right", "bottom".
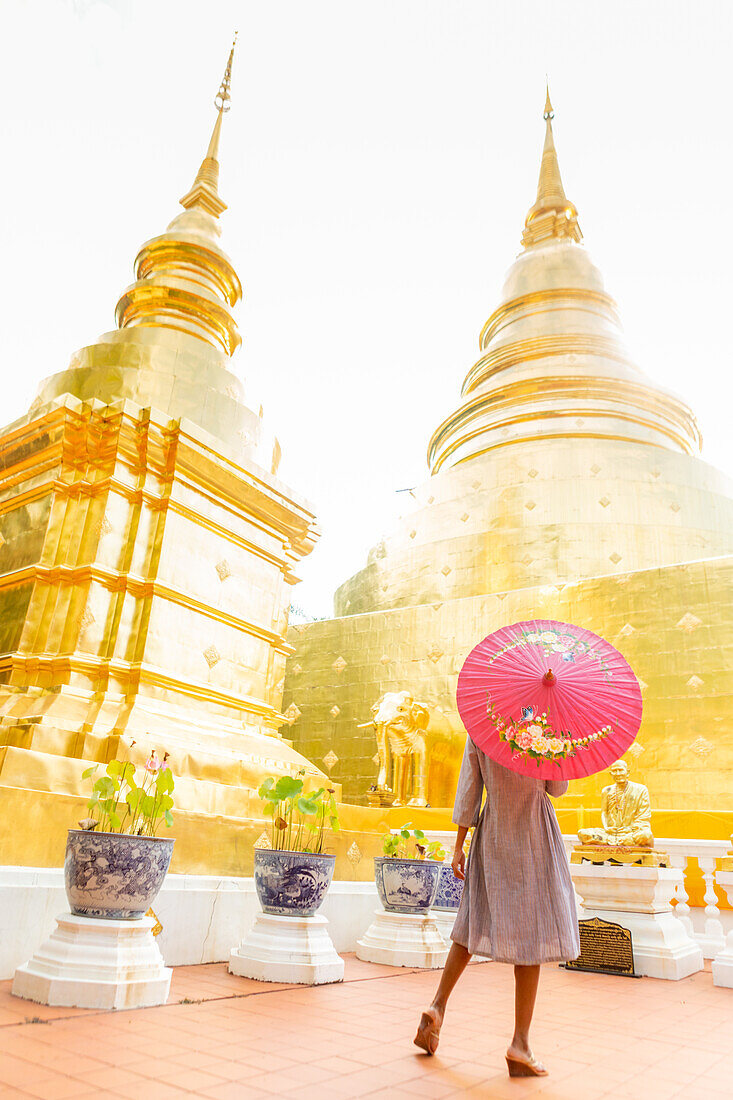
{"left": 563, "top": 916, "right": 638, "bottom": 977}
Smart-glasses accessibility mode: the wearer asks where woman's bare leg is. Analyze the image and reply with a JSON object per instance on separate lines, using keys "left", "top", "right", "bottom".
{"left": 507, "top": 964, "right": 545, "bottom": 1068}
{"left": 431, "top": 941, "right": 472, "bottom": 1017}
{"left": 414, "top": 942, "right": 471, "bottom": 1053}
{"left": 416, "top": 834, "right": 471, "bottom": 1054}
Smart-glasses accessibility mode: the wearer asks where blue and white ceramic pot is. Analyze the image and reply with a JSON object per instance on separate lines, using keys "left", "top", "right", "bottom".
{"left": 254, "top": 849, "right": 336, "bottom": 917}
{"left": 373, "top": 856, "right": 441, "bottom": 915}
{"left": 64, "top": 830, "right": 175, "bottom": 920}
{"left": 433, "top": 862, "right": 464, "bottom": 912}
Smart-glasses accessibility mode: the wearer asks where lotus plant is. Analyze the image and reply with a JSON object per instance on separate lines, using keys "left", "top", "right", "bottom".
{"left": 80, "top": 748, "right": 175, "bottom": 836}
{"left": 382, "top": 823, "right": 446, "bottom": 861}
{"left": 258, "top": 770, "right": 339, "bottom": 853}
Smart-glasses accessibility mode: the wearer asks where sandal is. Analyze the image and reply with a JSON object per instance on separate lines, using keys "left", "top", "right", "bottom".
{"left": 506, "top": 1053, "right": 548, "bottom": 1077}
{"left": 414, "top": 1007, "right": 442, "bottom": 1055}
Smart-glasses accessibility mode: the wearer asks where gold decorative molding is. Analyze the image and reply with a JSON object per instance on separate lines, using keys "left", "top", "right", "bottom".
{"left": 479, "top": 287, "right": 621, "bottom": 350}
{"left": 463, "top": 331, "right": 635, "bottom": 396}
{"left": 0, "top": 652, "right": 287, "bottom": 720}
{"left": 429, "top": 376, "right": 701, "bottom": 473}
{"left": 0, "top": 564, "right": 294, "bottom": 655}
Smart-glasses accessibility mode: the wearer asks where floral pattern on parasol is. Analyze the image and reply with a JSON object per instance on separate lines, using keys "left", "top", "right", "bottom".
{"left": 456, "top": 619, "right": 643, "bottom": 781}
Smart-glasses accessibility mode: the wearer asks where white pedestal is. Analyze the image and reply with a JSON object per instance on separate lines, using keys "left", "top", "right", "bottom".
{"left": 571, "top": 863, "right": 703, "bottom": 981}
{"left": 712, "top": 871, "right": 733, "bottom": 988}
{"left": 12, "top": 913, "right": 171, "bottom": 1009}
{"left": 229, "top": 913, "right": 344, "bottom": 985}
{"left": 356, "top": 909, "right": 448, "bottom": 968}
{"left": 432, "top": 909, "right": 457, "bottom": 945}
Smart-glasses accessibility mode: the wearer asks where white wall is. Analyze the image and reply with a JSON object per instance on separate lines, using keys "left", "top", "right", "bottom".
{"left": 0, "top": 868, "right": 381, "bottom": 979}
{"left": 2, "top": 860, "right": 730, "bottom": 981}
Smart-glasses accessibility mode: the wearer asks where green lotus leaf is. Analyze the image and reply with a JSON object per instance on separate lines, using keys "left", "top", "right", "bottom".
{"left": 119, "top": 762, "right": 136, "bottom": 786}
{"left": 258, "top": 777, "right": 276, "bottom": 800}
{"left": 140, "top": 794, "right": 157, "bottom": 818}
{"left": 156, "top": 769, "right": 174, "bottom": 794}
{"left": 274, "top": 775, "right": 304, "bottom": 801}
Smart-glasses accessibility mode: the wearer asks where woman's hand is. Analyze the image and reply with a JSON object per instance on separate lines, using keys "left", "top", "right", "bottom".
{"left": 452, "top": 846, "right": 466, "bottom": 880}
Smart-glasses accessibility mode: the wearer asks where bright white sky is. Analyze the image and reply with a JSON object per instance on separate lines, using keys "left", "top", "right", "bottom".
{"left": 1, "top": 0, "right": 731, "bottom": 617}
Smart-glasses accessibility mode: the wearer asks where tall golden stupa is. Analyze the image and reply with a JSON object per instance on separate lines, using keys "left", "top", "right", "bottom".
{"left": 285, "top": 91, "right": 733, "bottom": 841}
{"left": 0, "top": 41, "right": 346, "bottom": 874}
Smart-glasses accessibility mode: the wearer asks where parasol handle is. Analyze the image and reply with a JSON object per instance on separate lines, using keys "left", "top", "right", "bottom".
{"left": 542, "top": 669, "right": 557, "bottom": 686}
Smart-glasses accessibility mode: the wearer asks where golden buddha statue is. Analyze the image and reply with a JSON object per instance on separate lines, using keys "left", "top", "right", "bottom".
{"left": 573, "top": 760, "right": 667, "bottom": 866}
{"left": 578, "top": 761, "right": 653, "bottom": 847}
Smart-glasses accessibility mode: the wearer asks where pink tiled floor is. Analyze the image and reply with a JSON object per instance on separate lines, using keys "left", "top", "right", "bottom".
{"left": 0, "top": 957, "right": 731, "bottom": 1099}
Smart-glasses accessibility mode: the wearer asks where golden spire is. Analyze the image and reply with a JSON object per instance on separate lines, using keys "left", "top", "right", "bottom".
{"left": 179, "top": 33, "right": 238, "bottom": 218}
{"left": 111, "top": 35, "right": 243, "bottom": 357}
{"left": 522, "top": 84, "right": 582, "bottom": 248}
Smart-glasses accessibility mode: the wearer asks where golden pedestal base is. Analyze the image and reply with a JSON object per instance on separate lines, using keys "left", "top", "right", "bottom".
{"left": 571, "top": 844, "right": 668, "bottom": 868}
{"left": 366, "top": 786, "right": 394, "bottom": 809}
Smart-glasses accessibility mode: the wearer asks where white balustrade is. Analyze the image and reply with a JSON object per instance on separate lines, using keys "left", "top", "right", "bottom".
{"left": 564, "top": 835, "right": 731, "bottom": 959}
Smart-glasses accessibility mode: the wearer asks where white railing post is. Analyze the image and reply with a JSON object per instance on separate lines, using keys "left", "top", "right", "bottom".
{"left": 697, "top": 857, "right": 726, "bottom": 959}
{"left": 713, "top": 871, "right": 733, "bottom": 987}
{"left": 668, "top": 852, "right": 693, "bottom": 937}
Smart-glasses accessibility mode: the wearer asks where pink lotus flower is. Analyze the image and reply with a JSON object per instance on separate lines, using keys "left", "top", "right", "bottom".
{"left": 516, "top": 730, "right": 533, "bottom": 750}
{"left": 145, "top": 752, "right": 160, "bottom": 773}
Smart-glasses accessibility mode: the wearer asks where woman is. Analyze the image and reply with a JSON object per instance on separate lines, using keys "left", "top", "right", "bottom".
{"left": 414, "top": 735, "right": 579, "bottom": 1077}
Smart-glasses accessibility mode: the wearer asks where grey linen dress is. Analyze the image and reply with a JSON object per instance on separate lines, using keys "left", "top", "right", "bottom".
{"left": 451, "top": 737, "right": 580, "bottom": 965}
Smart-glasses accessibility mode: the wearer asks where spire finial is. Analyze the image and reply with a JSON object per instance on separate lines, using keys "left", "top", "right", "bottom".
{"left": 179, "top": 33, "right": 238, "bottom": 218}
{"left": 215, "top": 32, "right": 237, "bottom": 113}
{"left": 544, "top": 81, "right": 554, "bottom": 121}
{"left": 521, "top": 85, "right": 582, "bottom": 249}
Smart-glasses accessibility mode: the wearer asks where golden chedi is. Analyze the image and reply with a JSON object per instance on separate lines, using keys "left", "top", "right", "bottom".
{"left": 284, "top": 91, "right": 733, "bottom": 843}
{"left": 0, "top": 42, "right": 345, "bottom": 876}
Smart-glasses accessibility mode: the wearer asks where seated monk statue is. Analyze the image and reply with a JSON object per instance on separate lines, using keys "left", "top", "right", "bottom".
{"left": 577, "top": 759, "right": 654, "bottom": 847}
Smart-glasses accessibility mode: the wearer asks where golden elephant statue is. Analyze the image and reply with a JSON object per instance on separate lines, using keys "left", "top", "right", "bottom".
{"left": 361, "top": 690, "right": 430, "bottom": 807}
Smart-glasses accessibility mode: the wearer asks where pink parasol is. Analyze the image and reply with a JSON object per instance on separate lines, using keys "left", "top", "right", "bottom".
{"left": 456, "top": 619, "right": 643, "bottom": 780}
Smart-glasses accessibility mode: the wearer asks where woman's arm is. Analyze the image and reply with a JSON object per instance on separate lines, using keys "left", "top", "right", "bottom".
{"left": 452, "top": 824, "right": 469, "bottom": 880}
{"left": 451, "top": 739, "right": 484, "bottom": 880}
{"left": 452, "top": 737, "right": 484, "bottom": 828}
{"left": 545, "top": 778, "right": 569, "bottom": 798}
